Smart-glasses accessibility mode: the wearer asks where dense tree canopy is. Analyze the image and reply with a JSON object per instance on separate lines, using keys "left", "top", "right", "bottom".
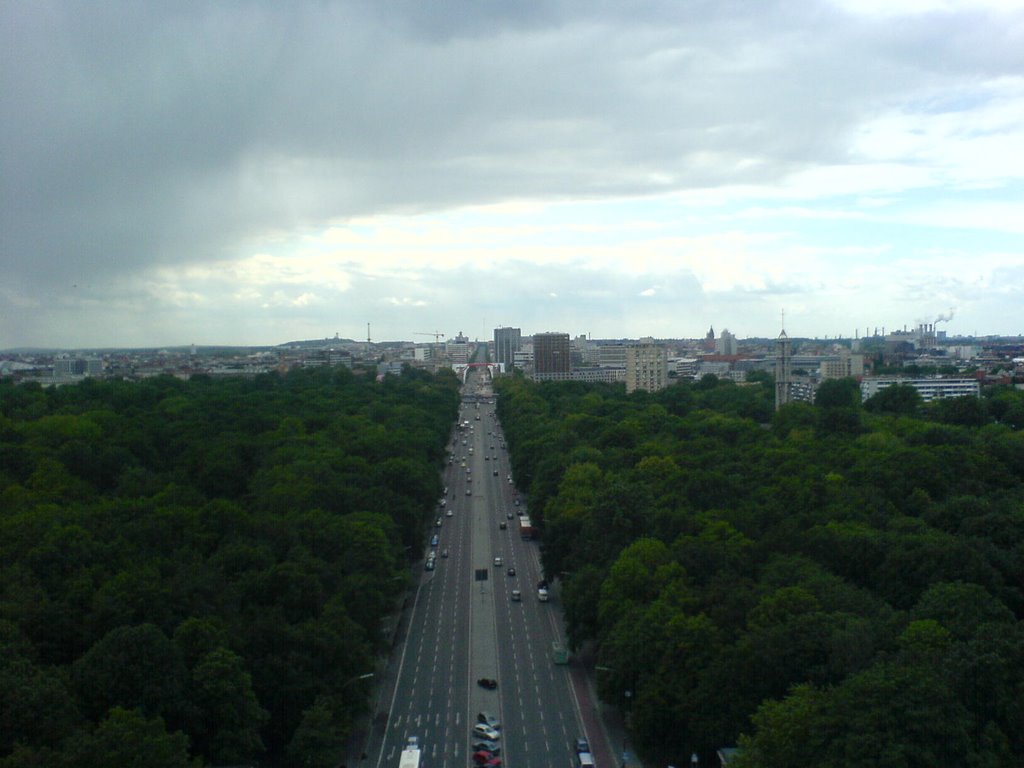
{"left": 494, "top": 375, "right": 1024, "bottom": 767}
{"left": 0, "top": 365, "right": 459, "bottom": 766}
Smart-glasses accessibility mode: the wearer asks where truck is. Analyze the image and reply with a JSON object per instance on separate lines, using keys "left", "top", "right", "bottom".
{"left": 399, "top": 737, "right": 421, "bottom": 768}
{"left": 519, "top": 516, "right": 534, "bottom": 540}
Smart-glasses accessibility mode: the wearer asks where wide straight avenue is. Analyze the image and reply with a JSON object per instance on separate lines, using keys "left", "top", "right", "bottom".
{"left": 367, "top": 370, "right": 588, "bottom": 768}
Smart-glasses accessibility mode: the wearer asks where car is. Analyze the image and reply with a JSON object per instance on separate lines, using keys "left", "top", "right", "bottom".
{"left": 442, "top": 549, "right": 449, "bottom": 558}
{"left": 538, "top": 579, "right": 548, "bottom": 590}
{"left": 493, "top": 557, "right": 502, "bottom": 567}
{"left": 506, "top": 512, "right": 513, "bottom": 519}
{"left": 499, "top": 521, "right": 507, "bottom": 530}
{"left": 430, "top": 535, "right": 439, "bottom": 547}
{"left": 435, "top": 518, "right": 443, "bottom": 527}
{"left": 472, "top": 751, "right": 496, "bottom": 765}
{"left": 514, "top": 499, "right": 520, "bottom": 506}
{"left": 466, "top": 489, "right": 471, "bottom": 496}
{"left": 507, "top": 567, "right": 516, "bottom": 577}
{"left": 477, "top": 712, "right": 501, "bottom": 730}
{"left": 439, "top": 498, "right": 446, "bottom": 506}
{"left": 446, "top": 509, "right": 453, "bottom": 517}
{"left": 538, "top": 588, "right": 550, "bottom": 602}
{"left": 471, "top": 742, "right": 500, "bottom": 755}
{"left": 493, "top": 470, "right": 498, "bottom": 476}
{"left": 508, "top": 478, "right": 513, "bottom": 484}
{"left": 424, "top": 559, "right": 435, "bottom": 571}
{"left": 477, "top": 677, "right": 498, "bottom": 689}
{"left": 511, "top": 589, "right": 521, "bottom": 601}
{"left": 575, "top": 738, "right": 590, "bottom": 754}
{"left": 485, "top": 456, "right": 489, "bottom": 461}
{"left": 472, "top": 724, "right": 500, "bottom": 741}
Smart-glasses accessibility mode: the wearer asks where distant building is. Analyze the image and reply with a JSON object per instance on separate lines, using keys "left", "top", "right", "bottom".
{"left": 446, "top": 340, "right": 469, "bottom": 364}
{"left": 598, "top": 344, "right": 628, "bottom": 368}
{"left": 860, "top": 377, "right": 980, "bottom": 402}
{"left": 716, "top": 329, "right": 738, "bottom": 356}
{"left": 571, "top": 366, "right": 626, "bottom": 383}
{"left": 533, "top": 332, "right": 571, "bottom": 381}
{"left": 494, "top": 327, "right": 521, "bottom": 369}
{"left": 820, "top": 349, "right": 864, "bottom": 380}
{"left": 626, "top": 338, "right": 668, "bottom": 393}
{"left": 775, "top": 328, "right": 793, "bottom": 411}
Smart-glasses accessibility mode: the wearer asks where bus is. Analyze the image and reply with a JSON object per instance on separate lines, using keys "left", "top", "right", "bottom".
{"left": 399, "top": 737, "right": 421, "bottom": 768}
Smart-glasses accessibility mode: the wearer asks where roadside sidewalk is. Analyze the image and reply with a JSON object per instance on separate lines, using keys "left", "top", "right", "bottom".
{"left": 568, "top": 642, "right": 639, "bottom": 768}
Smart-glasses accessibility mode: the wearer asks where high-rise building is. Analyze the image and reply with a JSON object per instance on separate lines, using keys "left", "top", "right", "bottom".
{"left": 626, "top": 338, "right": 668, "bottom": 393}
{"left": 716, "top": 329, "right": 738, "bottom": 356}
{"left": 775, "top": 328, "right": 792, "bottom": 411}
{"left": 533, "top": 332, "right": 571, "bottom": 381}
{"left": 494, "top": 327, "right": 521, "bottom": 370}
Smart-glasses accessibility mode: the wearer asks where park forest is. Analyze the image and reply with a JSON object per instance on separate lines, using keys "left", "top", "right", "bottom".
{"left": 494, "top": 373, "right": 1024, "bottom": 768}
{"left": 0, "top": 366, "right": 460, "bottom": 767}
{"left": 1, "top": 365, "right": 1023, "bottom": 767}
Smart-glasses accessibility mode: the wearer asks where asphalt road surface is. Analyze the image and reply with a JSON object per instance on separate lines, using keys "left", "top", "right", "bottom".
{"left": 369, "top": 375, "right": 588, "bottom": 768}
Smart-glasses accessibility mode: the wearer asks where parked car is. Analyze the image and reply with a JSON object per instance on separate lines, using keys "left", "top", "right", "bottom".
{"left": 472, "top": 724, "right": 500, "bottom": 741}
{"left": 477, "top": 677, "right": 498, "bottom": 690}
{"left": 424, "top": 559, "right": 435, "bottom": 571}
{"left": 477, "top": 712, "right": 501, "bottom": 730}
{"left": 471, "top": 742, "right": 500, "bottom": 755}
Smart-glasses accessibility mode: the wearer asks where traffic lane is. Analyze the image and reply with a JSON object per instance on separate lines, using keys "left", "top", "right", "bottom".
{"left": 380, "top": 483, "right": 471, "bottom": 767}
{"left": 495, "top": 549, "right": 579, "bottom": 768}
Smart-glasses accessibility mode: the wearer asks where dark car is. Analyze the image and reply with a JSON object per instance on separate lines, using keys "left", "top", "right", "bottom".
{"left": 506, "top": 511, "right": 513, "bottom": 519}
{"left": 507, "top": 567, "right": 516, "bottom": 577}
{"left": 477, "top": 677, "right": 498, "bottom": 690}
{"left": 538, "top": 579, "right": 548, "bottom": 590}
{"left": 499, "top": 521, "right": 507, "bottom": 530}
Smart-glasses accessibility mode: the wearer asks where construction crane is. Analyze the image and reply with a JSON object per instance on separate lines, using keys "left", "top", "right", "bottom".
{"left": 413, "top": 331, "right": 446, "bottom": 344}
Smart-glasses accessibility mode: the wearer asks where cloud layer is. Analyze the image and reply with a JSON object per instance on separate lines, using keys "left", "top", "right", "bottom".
{"left": 2, "top": 0, "right": 1022, "bottom": 346}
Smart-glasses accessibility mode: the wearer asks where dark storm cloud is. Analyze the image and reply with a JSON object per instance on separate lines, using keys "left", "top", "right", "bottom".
{"left": 2, "top": 1, "right": 1021, "bottom": 345}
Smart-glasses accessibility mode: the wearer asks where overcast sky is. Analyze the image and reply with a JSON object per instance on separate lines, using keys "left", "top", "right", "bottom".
{"left": 2, "top": 0, "right": 1022, "bottom": 348}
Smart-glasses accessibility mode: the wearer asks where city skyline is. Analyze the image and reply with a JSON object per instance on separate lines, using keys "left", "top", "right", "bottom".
{"left": 3, "top": 1, "right": 1023, "bottom": 349}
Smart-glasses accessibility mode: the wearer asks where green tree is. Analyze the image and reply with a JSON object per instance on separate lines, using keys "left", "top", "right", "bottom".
{"left": 72, "top": 624, "right": 187, "bottom": 723}
{"left": 60, "top": 707, "right": 197, "bottom": 768}
{"left": 285, "top": 696, "right": 349, "bottom": 768}
{"left": 186, "top": 647, "right": 267, "bottom": 764}
{"left": 864, "top": 383, "right": 923, "bottom": 416}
